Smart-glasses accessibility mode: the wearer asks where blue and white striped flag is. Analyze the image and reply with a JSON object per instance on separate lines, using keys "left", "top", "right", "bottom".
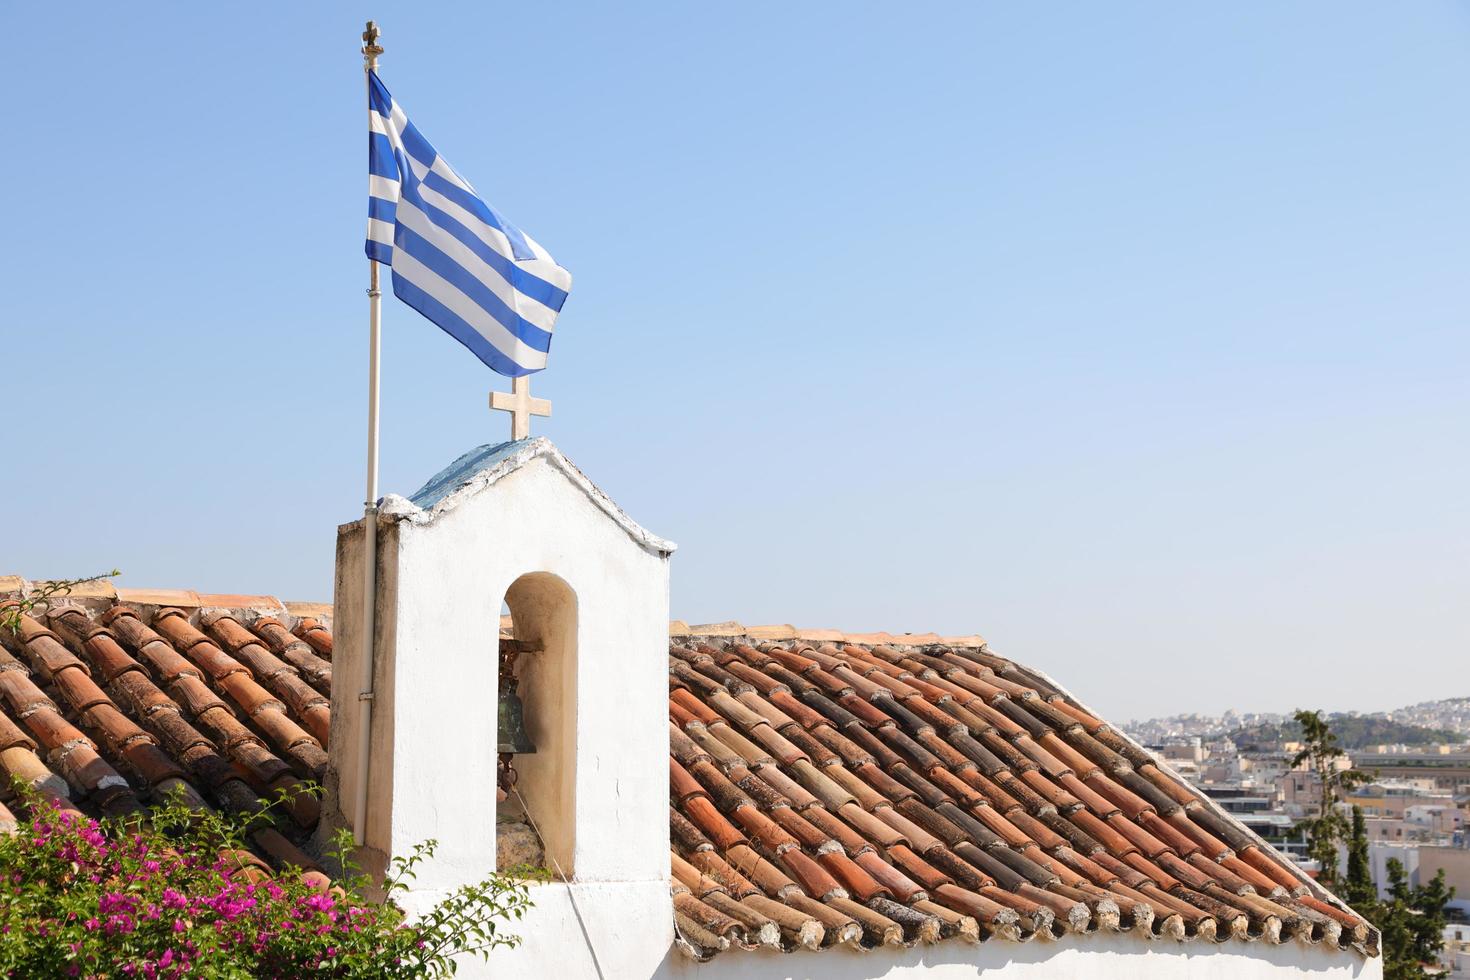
{"left": 366, "top": 73, "right": 571, "bottom": 377}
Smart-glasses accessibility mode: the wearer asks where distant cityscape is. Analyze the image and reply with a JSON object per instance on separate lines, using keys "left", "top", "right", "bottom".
{"left": 1122, "top": 696, "right": 1470, "bottom": 746}
{"left": 1121, "top": 696, "right": 1470, "bottom": 974}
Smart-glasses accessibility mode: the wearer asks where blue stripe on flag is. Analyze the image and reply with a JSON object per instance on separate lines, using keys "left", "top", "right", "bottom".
{"left": 368, "top": 73, "right": 393, "bottom": 115}
{"left": 390, "top": 270, "right": 542, "bottom": 377}
{"left": 399, "top": 122, "right": 438, "bottom": 171}
{"left": 369, "top": 133, "right": 399, "bottom": 178}
{"left": 368, "top": 196, "right": 396, "bottom": 223}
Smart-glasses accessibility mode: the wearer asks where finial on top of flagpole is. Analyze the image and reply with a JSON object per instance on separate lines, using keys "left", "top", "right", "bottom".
{"left": 362, "top": 21, "right": 383, "bottom": 71}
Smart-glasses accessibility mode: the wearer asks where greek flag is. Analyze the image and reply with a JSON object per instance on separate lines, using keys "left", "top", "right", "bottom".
{"left": 366, "top": 72, "right": 571, "bottom": 376}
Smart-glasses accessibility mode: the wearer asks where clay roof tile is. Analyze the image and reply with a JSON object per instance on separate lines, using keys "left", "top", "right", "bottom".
{"left": 1, "top": 584, "right": 1367, "bottom": 962}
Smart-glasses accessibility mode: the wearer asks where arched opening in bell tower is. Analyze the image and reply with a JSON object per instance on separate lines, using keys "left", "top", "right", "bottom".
{"left": 496, "top": 571, "right": 578, "bottom": 877}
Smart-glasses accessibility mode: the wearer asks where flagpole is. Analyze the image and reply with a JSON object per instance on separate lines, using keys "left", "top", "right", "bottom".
{"left": 354, "top": 20, "right": 385, "bottom": 847}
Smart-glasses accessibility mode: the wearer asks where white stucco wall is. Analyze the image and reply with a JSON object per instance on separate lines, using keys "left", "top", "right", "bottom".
{"left": 328, "top": 441, "right": 673, "bottom": 949}
{"left": 479, "top": 907, "right": 1381, "bottom": 980}
{"left": 657, "top": 934, "right": 1382, "bottom": 980}
{"left": 482, "top": 879, "right": 677, "bottom": 977}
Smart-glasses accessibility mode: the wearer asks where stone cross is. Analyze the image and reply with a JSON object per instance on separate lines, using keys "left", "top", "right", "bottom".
{"left": 490, "top": 377, "right": 552, "bottom": 441}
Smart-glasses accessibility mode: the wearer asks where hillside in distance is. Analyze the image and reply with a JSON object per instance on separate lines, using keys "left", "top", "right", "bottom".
{"left": 1229, "top": 715, "right": 1458, "bottom": 751}
{"left": 1124, "top": 696, "right": 1470, "bottom": 746}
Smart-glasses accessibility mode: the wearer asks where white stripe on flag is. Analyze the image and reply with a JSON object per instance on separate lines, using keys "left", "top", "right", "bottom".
{"left": 369, "top": 175, "right": 400, "bottom": 199}
{"left": 366, "top": 218, "right": 395, "bottom": 246}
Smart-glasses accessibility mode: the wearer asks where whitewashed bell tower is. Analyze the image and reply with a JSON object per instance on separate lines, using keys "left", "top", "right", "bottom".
{"left": 326, "top": 435, "right": 675, "bottom": 977}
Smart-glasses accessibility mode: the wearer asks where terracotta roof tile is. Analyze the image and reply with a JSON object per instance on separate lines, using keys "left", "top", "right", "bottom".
{"left": 686, "top": 621, "right": 747, "bottom": 637}
{"left": 115, "top": 588, "right": 202, "bottom": 608}
{"left": 196, "top": 594, "right": 283, "bottom": 613}
{"left": 251, "top": 618, "right": 333, "bottom": 693}
{"left": 1, "top": 581, "right": 1375, "bottom": 962}
{"left": 0, "top": 590, "right": 333, "bottom": 879}
{"left": 793, "top": 628, "right": 846, "bottom": 644}
{"left": 292, "top": 617, "right": 333, "bottom": 658}
{"left": 666, "top": 631, "right": 1376, "bottom": 961}
{"left": 745, "top": 624, "right": 798, "bottom": 641}
{"left": 282, "top": 601, "right": 332, "bottom": 622}
{"left": 202, "top": 614, "right": 330, "bottom": 746}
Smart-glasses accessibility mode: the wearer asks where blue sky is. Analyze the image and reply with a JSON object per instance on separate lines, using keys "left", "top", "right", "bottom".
{"left": 3, "top": 3, "right": 1466, "bottom": 721}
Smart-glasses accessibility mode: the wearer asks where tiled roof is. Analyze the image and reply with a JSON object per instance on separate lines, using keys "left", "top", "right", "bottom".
{"left": 664, "top": 632, "right": 1378, "bottom": 962}
{"left": 0, "top": 582, "right": 333, "bottom": 888}
{"left": 0, "top": 580, "right": 1377, "bottom": 964}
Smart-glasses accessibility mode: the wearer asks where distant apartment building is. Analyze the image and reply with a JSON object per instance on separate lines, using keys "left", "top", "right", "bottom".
{"left": 1408, "top": 804, "right": 1465, "bottom": 837}
{"left": 1419, "top": 847, "right": 1470, "bottom": 920}
{"left": 1278, "top": 768, "right": 1323, "bottom": 818}
{"left": 1444, "top": 922, "right": 1470, "bottom": 978}
{"left": 1353, "top": 750, "right": 1470, "bottom": 795}
{"left": 1348, "top": 780, "right": 1452, "bottom": 819}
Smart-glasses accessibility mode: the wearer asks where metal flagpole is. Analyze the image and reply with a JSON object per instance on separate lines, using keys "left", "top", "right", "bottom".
{"left": 354, "top": 20, "right": 385, "bottom": 847}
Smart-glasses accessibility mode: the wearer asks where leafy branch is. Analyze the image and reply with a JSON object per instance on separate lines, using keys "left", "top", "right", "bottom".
{"left": 0, "top": 569, "right": 120, "bottom": 633}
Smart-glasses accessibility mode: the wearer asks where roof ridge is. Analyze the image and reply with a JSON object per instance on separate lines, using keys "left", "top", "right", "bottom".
{"left": 383, "top": 436, "right": 677, "bottom": 557}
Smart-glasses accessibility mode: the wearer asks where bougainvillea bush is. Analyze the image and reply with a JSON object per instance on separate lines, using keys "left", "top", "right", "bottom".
{"left": 0, "top": 786, "right": 536, "bottom": 978}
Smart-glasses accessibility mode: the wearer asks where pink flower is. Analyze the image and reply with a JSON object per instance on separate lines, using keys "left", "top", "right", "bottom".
{"left": 79, "top": 822, "right": 107, "bottom": 850}
{"left": 99, "top": 892, "right": 137, "bottom": 916}
{"left": 303, "top": 893, "right": 335, "bottom": 913}
{"left": 104, "top": 913, "right": 136, "bottom": 935}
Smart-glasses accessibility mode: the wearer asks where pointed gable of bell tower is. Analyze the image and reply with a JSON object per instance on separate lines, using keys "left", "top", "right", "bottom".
{"left": 326, "top": 437, "right": 674, "bottom": 943}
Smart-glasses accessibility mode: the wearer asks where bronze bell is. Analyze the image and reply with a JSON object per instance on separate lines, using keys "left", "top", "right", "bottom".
{"left": 498, "top": 687, "right": 537, "bottom": 755}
